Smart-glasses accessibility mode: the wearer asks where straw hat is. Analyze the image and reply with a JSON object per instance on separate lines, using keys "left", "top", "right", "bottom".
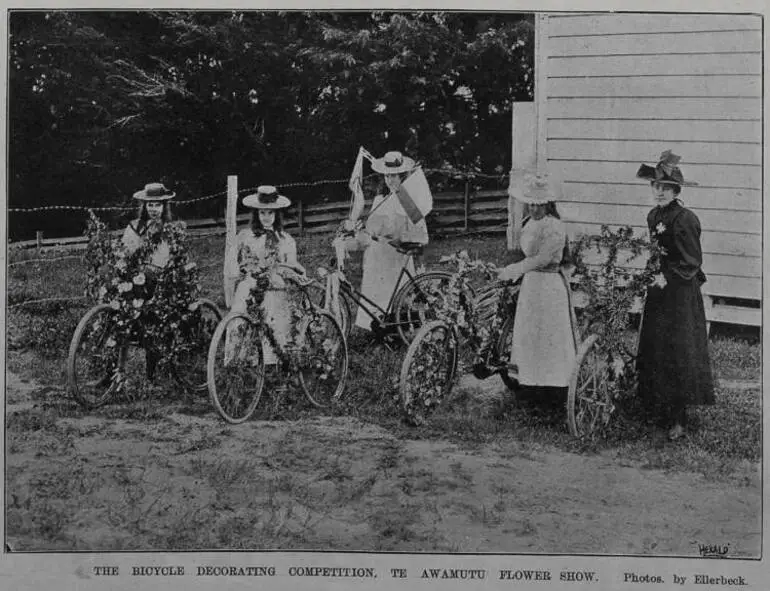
{"left": 242, "top": 185, "right": 291, "bottom": 209}
{"left": 133, "top": 183, "right": 175, "bottom": 201}
{"left": 370, "top": 151, "right": 417, "bottom": 175}
{"left": 510, "top": 172, "right": 559, "bottom": 205}
{"left": 636, "top": 150, "right": 697, "bottom": 187}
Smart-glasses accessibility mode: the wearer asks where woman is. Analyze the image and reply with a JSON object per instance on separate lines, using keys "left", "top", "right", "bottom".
{"left": 225, "top": 185, "right": 305, "bottom": 365}
{"left": 635, "top": 151, "right": 714, "bottom": 440}
{"left": 334, "top": 150, "right": 429, "bottom": 330}
{"left": 121, "top": 182, "right": 174, "bottom": 271}
{"left": 498, "top": 173, "right": 575, "bottom": 401}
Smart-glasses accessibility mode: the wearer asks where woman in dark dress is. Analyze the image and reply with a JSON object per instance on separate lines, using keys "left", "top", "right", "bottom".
{"left": 635, "top": 151, "right": 715, "bottom": 440}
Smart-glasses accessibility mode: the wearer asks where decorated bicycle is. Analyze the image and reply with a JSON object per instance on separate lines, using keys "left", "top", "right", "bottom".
{"left": 67, "top": 183, "right": 222, "bottom": 409}
{"left": 317, "top": 148, "right": 465, "bottom": 346}
{"left": 207, "top": 186, "right": 348, "bottom": 424}
{"left": 398, "top": 173, "right": 666, "bottom": 440}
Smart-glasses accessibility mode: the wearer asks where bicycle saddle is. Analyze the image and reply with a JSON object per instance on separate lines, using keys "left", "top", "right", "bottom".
{"left": 390, "top": 240, "right": 424, "bottom": 255}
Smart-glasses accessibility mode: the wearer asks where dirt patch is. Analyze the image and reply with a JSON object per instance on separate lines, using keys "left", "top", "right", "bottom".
{"left": 5, "top": 370, "right": 760, "bottom": 556}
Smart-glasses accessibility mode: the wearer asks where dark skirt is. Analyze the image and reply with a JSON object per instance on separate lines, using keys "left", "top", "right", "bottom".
{"left": 636, "top": 278, "right": 715, "bottom": 421}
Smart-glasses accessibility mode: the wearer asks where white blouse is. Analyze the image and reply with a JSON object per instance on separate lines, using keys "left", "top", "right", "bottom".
{"left": 121, "top": 222, "right": 171, "bottom": 269}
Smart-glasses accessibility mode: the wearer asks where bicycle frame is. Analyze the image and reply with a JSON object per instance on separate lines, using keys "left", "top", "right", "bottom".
{"left": 337, "top": 263, "right": 416, "bottom": 327}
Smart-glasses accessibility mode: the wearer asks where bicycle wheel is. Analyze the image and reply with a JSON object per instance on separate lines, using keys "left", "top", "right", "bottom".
{"left": 392, "top": 271, "right": 459, "bottom": 346}
{"left": 567, "top": 334, "right": 614, "bottom": 439}
{"left": 207, "top": 312, "right": 265, "bottom": 424}
{"left": 296, "top": 309, "right": 348, "bottom": 408}
{"left": 172, "top": 299, "right": 223, "bottom": 394}
{"left": 496, "top": 315, "right": 519, "bottom": 391}
{"left": 302, "top": 279, "right": 354, "bottom": 339}
{"left": 399, "top": 320, "right": 459, "bottom": 425}
{"left": 67, "top": 304, "right": 125, "bottom": 408}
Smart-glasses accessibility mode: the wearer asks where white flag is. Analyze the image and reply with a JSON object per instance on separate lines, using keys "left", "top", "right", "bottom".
{"left": 348, "top": 147, "right": 366, "bottom": 221}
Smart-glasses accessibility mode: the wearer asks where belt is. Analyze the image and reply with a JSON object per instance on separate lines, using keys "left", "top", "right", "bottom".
{"left": 529, "top": 264, "right": 561, "bottom": 273}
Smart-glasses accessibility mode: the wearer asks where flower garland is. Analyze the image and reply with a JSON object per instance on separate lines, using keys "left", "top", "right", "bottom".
{"left": 569, "top": 224, "right": 666, "bottom": 426}
{"left": 400, "top": 250, "right": 500, "bottom": 424}
{"left": 84, "top": 211, "right": 204, "bottom": 391}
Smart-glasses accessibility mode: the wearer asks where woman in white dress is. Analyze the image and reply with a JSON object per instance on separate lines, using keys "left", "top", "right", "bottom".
{"left": 498, "top": 173, "right": 575, "bottom": 403}
{"left": 334, "top": 151, "right": 429, "bottom": 330}
{"left": 224, "top": 185, "right": 305, "bottom": 365}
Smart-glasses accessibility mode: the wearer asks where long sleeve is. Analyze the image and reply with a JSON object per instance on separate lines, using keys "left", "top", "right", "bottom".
{"left": 506, "top": 218, "right": 566, "bottom": 276}
{"left": 279, "top": 234, "right": 306, "bottom": 273}
{"left": 669, "top": 209, "right": 703, "bottom": 281}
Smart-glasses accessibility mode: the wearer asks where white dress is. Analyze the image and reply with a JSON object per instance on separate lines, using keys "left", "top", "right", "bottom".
{"left": 342, "top": 193, "right": 429, "bottom": 329}
{"left": 121, "top": 222, "right": 170, "bottom": 269}
{"left": 508, "top": 216, "right": 575, "bottom": 387}
{"left": 225, "top": 228, "right": 305, "bottom": 364}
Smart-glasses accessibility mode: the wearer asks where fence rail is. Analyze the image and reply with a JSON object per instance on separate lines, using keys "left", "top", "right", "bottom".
{"left": 9, "top": 187, "right": 511, "bottom": 252}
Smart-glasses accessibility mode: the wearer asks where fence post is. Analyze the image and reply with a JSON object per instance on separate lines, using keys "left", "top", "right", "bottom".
{"left": 36, "top": 230, "right": 44, "bottom": 255}
{"left": 463, "top": 181, "right": 470, "bottom": 232}
{"left": 223, "top": 175, "right": 238, "bottom": 308}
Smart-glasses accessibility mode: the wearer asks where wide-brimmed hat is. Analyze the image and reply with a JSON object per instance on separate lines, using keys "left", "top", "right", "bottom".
{"left": 636, "top": 150, "right": 697, "bottom": 187}
{"left": 510, "top": 172, "right": 559, "bottom": 205}
{"left": 242, "top": 185, "right": 291, "bottom": 209}
{"left": 133, "top": 183, "right": 175, "bottom": 201}
{"left": 371, "top": 151, "right": 417, "bottom": 175}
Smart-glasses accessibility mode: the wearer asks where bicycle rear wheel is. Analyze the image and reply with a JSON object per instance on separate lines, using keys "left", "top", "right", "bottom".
{"left": 67, "top": 304, "right": 123, "bottom": 408}
{"left": 399, "top": 320, "right": 459, "bottom": 425}
{"left": 392, "top": 271, "right": 459, "bottom": 346}
{"left": 172, "top": 299, "right": 223, "bottom": 394}
{"left": 296, "top": 309, "right": 348, "bottom": 408}
{"left": 302, "top": 280, "right": 354, "bottom": 339}
{"left": 567, "top": 335, "right": 614, "bottom": 439}
{"left": 207, "top": 312, "right": 265, "bottom": 424}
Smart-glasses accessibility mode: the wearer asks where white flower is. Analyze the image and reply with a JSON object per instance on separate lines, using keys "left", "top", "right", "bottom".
{"left": 652, "top": 273, "right": 667, "bottom": 289}
{"left": 105, "top": 337, "right": 117, "bottom": 348}
{"left": 109, "top": 300, "right": 120, "bottom": 310}
{"left": 188, "top": 302, "right": 199, "bottom": 311}
{"left": 184, "top": 262, "right": 197, "bottom": 272}
{"left": 611, "top": 356, "right": 625, "bottom": 378}
{"left": 132, "top": 272, "right": 146, "bottom": 286}
{"left": 655, "top": 222, "right": 666, "bottom": 235}
{"left": 118, "top": 282, "right": 133, "bottom": 293}
{"left": 132, "top": 299, "right": 144, "bottom": 309}
{"left": 98, "top": 286, "right": 107, "bottom": 298}
{"left": 115, "top": 260, "right": 127, "bottom": 272}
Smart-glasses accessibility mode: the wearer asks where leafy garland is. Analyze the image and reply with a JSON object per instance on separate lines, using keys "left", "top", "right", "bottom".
{"left": 238, "top": 236, "right": 339, "bottom": 388}
{"left": 568, "top": 224, "right": 667, "bottom": 423}
{"left": 400, "top": 250, "right": 501, "bottom": 424}
{"left": 400, "top": 227, "right": 666, "bottom": 428}
{"left": 84, "top": 211, "right": 203, "bottom": 391}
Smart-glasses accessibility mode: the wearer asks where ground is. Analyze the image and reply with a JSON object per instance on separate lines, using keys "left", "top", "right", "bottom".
{"left": 5, "top": 366, "right": 760, "bottom": 555}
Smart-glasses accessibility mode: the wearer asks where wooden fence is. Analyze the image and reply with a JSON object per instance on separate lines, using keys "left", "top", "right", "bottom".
{"left": 10, "top": 188, "right": 510, "bottom": 253}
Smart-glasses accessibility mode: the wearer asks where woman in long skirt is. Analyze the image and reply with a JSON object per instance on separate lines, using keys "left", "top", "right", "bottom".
{"left": 224, "top": 185, "right": 305, "bottom": 365}
{"left": 498, "top": 173, "right": 575, "bottom": 403}
{"left": 635, "top": 151, "right": 714, "bottom": 440}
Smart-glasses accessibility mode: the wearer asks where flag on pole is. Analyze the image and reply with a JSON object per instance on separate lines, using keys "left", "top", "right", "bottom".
{"left": 348, "top": 147, "right": 372, "bottom": 222}
{"left": 397, "top": 166, "right": 433, "bottom": 224}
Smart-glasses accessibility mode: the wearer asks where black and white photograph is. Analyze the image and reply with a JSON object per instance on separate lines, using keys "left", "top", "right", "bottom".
{"left": 2, "top": 2, "right": 766, "bottom": 588}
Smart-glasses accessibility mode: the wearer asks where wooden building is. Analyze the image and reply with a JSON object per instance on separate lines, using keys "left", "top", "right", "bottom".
{"left": 511, "top": 12, "right": 762, "bottom": 328}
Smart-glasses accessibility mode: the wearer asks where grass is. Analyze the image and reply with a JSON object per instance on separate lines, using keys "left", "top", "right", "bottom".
{"left": 5, "top": 230, "right": 763, "bottom": 551}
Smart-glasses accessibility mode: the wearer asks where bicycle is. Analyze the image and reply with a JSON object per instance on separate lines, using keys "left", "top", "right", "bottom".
{"left": 206, "top": 264, "right": 348, "bottom": 424}
{"left": 67, "top": 297, "right": 222, "bottom": 409}
{"left": 312, "top": 232, "right": 466, "bottom": 347}
{"left": 399, "top": 266, "right": 614, "bottom": 439}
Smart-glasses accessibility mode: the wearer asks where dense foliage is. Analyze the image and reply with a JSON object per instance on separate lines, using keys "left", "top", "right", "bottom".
{"left": 10, "top": 11, "right": 533, "bottom": 239}
{"left": 84, "top": 211, "right": 204, "bottom": 390}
